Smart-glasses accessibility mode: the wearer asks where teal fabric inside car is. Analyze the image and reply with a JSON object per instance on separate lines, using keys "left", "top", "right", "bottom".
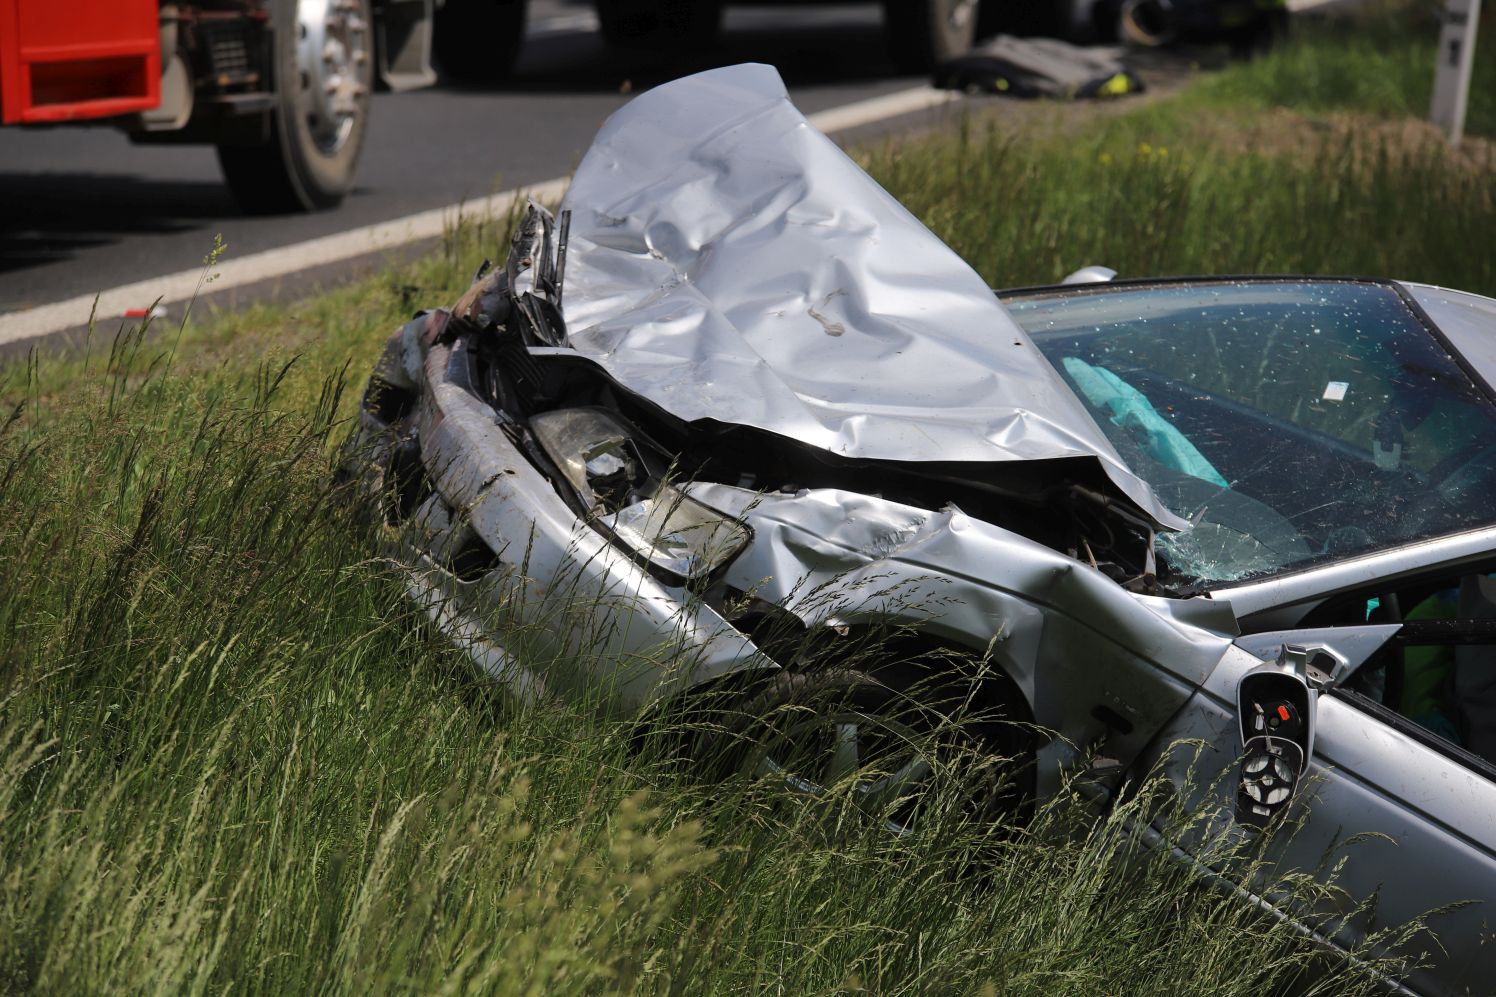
{"left": 1062, "top": 356, "right": 1229, "bottom": 488}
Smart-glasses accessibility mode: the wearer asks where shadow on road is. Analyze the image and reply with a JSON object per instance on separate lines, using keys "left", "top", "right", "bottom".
{"left": 0, "top": 175, "right": 238, "bottom": 274}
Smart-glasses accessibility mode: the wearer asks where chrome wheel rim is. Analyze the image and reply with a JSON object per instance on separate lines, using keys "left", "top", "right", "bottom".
{"left": 947, "top": 0, "right": 979, "bottom": 32}
{"left": 297, "top": 0, "right": 369, "bottom": 154}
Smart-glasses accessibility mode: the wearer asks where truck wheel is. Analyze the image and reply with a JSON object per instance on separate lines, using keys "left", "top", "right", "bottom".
{"left": 595, "top": 0, "right": 722, "bottom": 50}
{"left": 433, "top": 0, "right": 526, "bottom": 83}
{"left": 883, "top": 0, "right": 980, "bottom": 71}
{"left": 219, "top": 0, "right": 374, "bottom": 214}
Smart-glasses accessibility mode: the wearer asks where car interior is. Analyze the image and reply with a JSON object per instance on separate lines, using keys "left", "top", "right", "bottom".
{"left": 1008, "top": 279, "right": 1496, "bottom": 586}
{"left": 1302, "top": 568, "right": 1496, "bottom": 772}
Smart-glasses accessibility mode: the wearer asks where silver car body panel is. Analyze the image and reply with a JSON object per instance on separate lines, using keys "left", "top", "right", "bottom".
{"left": 1145, "top": 644, "right": 1496, "bottom": 997}
{"left": 369, "top": 319, "right": 776, "bottom": 714}
{"left": 556, "top": 64, "right": 1183, "bottom": 530}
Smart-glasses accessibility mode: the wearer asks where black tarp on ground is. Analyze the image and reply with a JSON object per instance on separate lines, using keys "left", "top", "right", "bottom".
{"left": 933, "top": 35, "right": 1144, "bottom": 99}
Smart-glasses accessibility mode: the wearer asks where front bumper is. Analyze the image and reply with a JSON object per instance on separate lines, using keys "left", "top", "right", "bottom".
{"left": 341, "top": 310, "right": 779, "bottom": 717}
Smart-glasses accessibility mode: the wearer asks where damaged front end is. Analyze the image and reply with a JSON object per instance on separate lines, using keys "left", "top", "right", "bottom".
{"left": 342, "top": 65, "right": 1242, "bottom": 806}
{"left": 345, "top": 206, "right": 1237, "bottom": 805}
{"left": 344, "top": 207, "right": 778, "bottom": 714}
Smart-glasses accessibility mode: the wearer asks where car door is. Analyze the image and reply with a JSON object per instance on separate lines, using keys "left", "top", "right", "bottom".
{"left": 1141, "top": 628, "right": 1496, "bottom": 997}
{"left": 1305, "top": 676, "right": 1496, "bottom": 996}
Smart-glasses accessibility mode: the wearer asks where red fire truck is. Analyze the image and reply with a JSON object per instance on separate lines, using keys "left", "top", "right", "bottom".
{"left": 0, "top": 1, "right": 522, "bottom": 213}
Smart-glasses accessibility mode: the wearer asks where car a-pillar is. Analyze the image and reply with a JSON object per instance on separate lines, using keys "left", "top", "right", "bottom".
{"left": 218, "top": 0, "right": 375, "bottom": 213}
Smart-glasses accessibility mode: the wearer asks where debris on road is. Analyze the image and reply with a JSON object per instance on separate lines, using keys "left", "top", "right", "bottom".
{"left": 934, "top": 36, "right": 1144, "bottom": 99}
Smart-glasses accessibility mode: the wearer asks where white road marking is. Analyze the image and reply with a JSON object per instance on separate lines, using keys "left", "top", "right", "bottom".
{"left": 806, "top": 85, "right": 958, "bottom": 136}
{"left": 0, "top": 85, "right": 957, "bottom": 347}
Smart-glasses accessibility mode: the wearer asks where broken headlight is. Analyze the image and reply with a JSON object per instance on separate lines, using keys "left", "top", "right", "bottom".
{"left": 528, "top": 408, "right": 750, "bottom": 582}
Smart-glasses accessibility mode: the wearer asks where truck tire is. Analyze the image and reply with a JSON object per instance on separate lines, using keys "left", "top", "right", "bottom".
{"left": 433, "top": 0, "right": 526, "bottom": 83}
{"left": 218, "top": 0, "right": 374, "bottom": 214}
{"left": 595, "top": 0, "right": 722, "bottom": 50}
{"left": 883, "top": 0, "right": 980, "bottom": 71}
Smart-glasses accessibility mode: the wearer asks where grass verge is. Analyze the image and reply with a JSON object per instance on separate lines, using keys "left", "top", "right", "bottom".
{"left": 1192, "top": 0, "right": 1496, "bottom": 141}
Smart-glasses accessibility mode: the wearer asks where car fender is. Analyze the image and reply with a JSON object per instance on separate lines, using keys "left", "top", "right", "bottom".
{"left": 688, "top": 482, "right": 1238, "bottom": 794}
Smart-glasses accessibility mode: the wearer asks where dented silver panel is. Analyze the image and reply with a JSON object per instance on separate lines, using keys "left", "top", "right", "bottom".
{"left": 686, "top": 481, "right": 1236, "bottom": 792}
{"left": 558, "top": 64, "right": 1183, "bottom": 530}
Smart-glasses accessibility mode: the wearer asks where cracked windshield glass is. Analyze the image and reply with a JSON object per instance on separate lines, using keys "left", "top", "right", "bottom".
{"left": 1007, "top": 281, "right": 1496, "bottom": 585}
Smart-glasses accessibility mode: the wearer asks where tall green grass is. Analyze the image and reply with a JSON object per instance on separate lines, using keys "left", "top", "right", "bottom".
{"left": 855, "top": 0, "right": 1496, "bottom": 293}
{"left": 1194, "top": 0, "right": 1496, "bottom": 140}
{"left": 1, "top": 59, "right": 1486, "bottom": 995}
{"left": 862, "top": 116, "right": 1494, "bottom": 294}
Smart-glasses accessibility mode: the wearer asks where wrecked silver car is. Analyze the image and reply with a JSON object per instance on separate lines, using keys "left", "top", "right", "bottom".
{"left": 342, "top": 65, "right": 1496, "bottom": 995}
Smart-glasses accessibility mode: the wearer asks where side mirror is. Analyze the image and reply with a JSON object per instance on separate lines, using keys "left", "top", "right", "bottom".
{"left": 1234, "top": 645, "right": 1320, "bottom": 828}
{"left": 1060, "top": 264, "right": 1118, "bottom": 285}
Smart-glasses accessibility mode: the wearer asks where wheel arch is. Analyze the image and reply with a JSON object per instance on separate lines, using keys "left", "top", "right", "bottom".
{"left": 641, "top": 610, "right": 1039, "bottom": 757}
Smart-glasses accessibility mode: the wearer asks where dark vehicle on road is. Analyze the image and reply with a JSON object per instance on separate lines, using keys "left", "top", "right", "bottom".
{"left": 590, "top": 1, "right": 1285, "bottom": 67}
{"left": 595, "top": 0, "right": 990, "bottom": 69}
{"left": 341, "top": 65, "right": 1496, "bottom": 995}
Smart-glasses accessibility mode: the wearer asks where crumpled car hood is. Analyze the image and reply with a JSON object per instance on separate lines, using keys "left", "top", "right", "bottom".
{"left": 558, "top": 63, "right": 1181, "bottom": 530}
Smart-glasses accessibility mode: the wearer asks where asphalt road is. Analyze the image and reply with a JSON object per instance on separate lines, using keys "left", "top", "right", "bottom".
{"left": 0, "top": 1, "right": 932, "bottom": 332}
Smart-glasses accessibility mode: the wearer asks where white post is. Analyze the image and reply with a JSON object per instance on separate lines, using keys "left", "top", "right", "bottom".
{"left": 1430, "top": 0, "right": 1483, "bottom": 146}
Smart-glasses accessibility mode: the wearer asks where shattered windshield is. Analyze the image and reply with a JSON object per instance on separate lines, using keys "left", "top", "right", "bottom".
{"left": 1005, "top": 280, "right": 1496, "bottom": 586}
